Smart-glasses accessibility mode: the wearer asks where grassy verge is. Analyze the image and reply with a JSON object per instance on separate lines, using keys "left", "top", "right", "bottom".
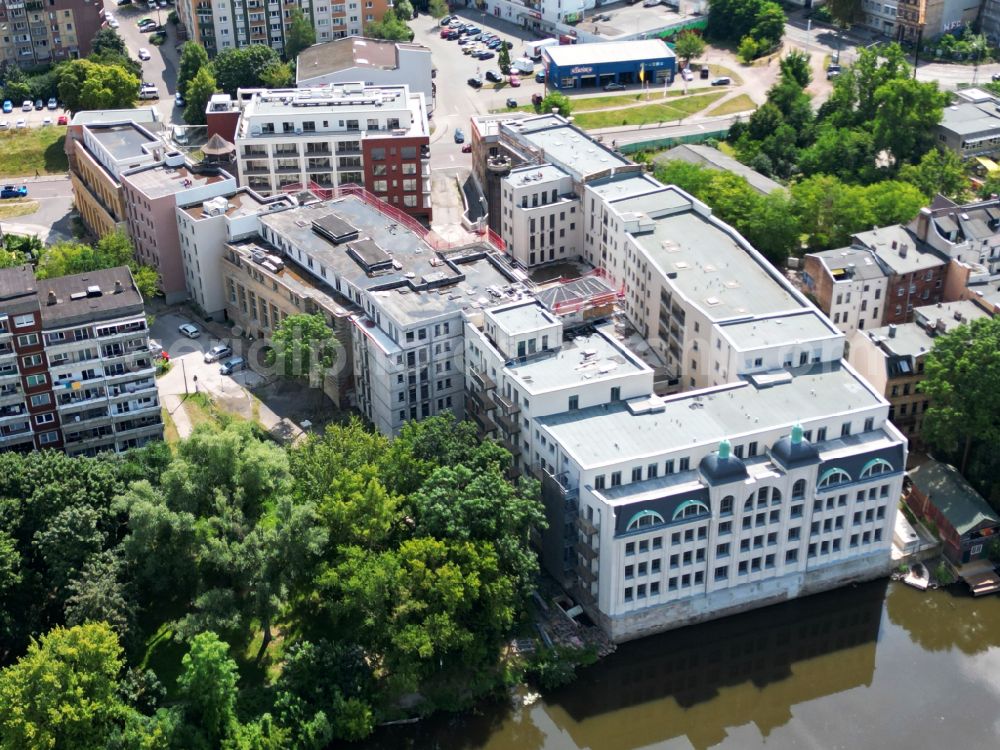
{"left": 0, "top": 198, "right": 38, "bottom": 219}
{"left": 706, "top": 94, "right": 757, "bottom": 116}
{"left": 0, "top": 127, "right": 68, "bottom": 176}
{"left": 161, "top": 407, "right": 180, "bottom": 445}
{"left": 572, "top": 92, "right": 725, "bottom": 129}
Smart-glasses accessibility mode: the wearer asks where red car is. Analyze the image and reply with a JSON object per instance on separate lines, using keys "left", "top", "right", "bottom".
{"left": 440, "top": 27, "right": 451, "bottom": 37}
{"left": 57, "top": 115, "right": 68, "bottom": 125}
{"left": 461, "top": 143, "right": 472, "bottom": 153}
{"left": 508, "top": 75, "right": 521, "bottom": 87}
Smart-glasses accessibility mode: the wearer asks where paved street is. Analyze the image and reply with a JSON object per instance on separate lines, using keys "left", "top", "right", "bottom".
{"left": 1, "top": 176, "right": 74, "bottom": 242}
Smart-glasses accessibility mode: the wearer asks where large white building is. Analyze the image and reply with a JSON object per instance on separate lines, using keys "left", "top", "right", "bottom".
{"left": 208, "top": 83, "right": 431, "bottom": 219}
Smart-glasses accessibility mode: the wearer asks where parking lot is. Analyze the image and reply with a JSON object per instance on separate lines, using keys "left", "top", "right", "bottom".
{"left": 0, "top": 100, "right": 68, "bottom": 130}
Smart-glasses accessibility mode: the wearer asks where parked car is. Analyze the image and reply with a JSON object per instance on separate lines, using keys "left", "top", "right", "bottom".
{"left": 138, "top": 84, "right": 158, "bottom": 100}
{"left": 0, "top": 185, "right": 28, "bottom": 199}
{"left": 440, "top": 14, "right": 455, "bottom": 25}
{"left": 20, "top": 100, "right": 31, "bottom": 112}
{"left": 454, "top": 128, "right": 465, "bottom": 143}
{"left": 477, "top": 50, "right": 495, "bottom": 60}
{"left": 41, "top": 116, "right": 52, "bottom": 126}
{"left": 993, "top": 73, "right": 1000, "bottom": 82}
{"left": 487, "top": 39, "right": 501, "bottom": 49}
{"left": 506, "top": 97, "right": 518, "bottom": 108}
{"left": 57, "top": 115, "right": 68, "bottom": 125}
{"left": 467, "top": 77, "right": 483, "bottom": 89}
{"left": 642, "top": 0, "right": 661, "bottom": 6}
{"left": 204, "top": 344, "right": 233, "bottom": 363}
{"left": 508, "top": 75, "right": 521, "bottom": 87}
{"left": 681, "top": 67, "right": 693, "bottom": 81}
{"left": 2, "top": 101, "right": 11, "bottom": 113}
{"left": 178, "top": 323, "right": 201, "bottom": 338}
{"left": 535, "top": 70, "right": 545, "bottom": 83}
{"left": 485, "top": 70, "right": 503, "bottom": 83}
{"left": 14, "top": 119, "right": 25, "bottom": 129}
{"left": 446, "top": 29, "right": 460, "bottom": 39}
{"left": 47, "top": 97, "right": 57, "bottom": 110}
{"left": 826, "top": 64, "right": 842, "bottom": 80}
{"left": 175, "top": 92, "right": 185, "bottom": 107}
{"left": 220, "top": 356, "right": 247, "bottom": 376}
{"left": 33, "top": 99, "right": 43, "bottom": 110}
{"left": 710, "top": 77, "right": 732, "bottom": 86}
{"left": 108, "top": 16, "right": 120, "bottom": 27}
{"left": 0, "top": 122, "right": 8, "bottom": 131}
{"left": 138, "top": 48, "right": 151, "bottom": 60}
{"left": 603, "top": 81, "right": 625, "bottom": 91}
{"left": 440, "top": 27, "right": 452, "bottom": 38}
{"left": 461, "top": 143, "right": 472, "bottom": 153}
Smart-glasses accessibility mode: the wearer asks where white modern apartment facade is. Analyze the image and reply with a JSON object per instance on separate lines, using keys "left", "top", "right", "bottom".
{"left": 213, "top": 83, "right": 431, "bottom": 219}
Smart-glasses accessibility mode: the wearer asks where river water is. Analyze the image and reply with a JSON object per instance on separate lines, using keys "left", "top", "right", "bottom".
{"left": 365, "top": 580, "right": 1000, "bottom": 750}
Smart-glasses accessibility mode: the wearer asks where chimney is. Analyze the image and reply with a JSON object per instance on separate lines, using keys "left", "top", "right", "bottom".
{"left": 915, "top": 207, "right": 932, "bottom": 241}
{"left": 114, "top": 279, "right": 123, "bottom": 294}
{"left": 888, "top": 324, "right": 897, "bottom": 338}
{"left": 46, "top": 290, "right": 56, "bottom": 305}
{"left": 899, "top": 243, "right": 908, "bottom": 258}
{"left": 891, "top": 240, "right": 898, "bottom": 250}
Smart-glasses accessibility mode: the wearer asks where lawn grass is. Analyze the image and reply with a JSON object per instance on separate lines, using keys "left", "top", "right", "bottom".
{"left": 571, "top": 88, "right": 688, "bottom": 112}
{"left": 0, "top": 198, "right": 38, "bottom": 219}
{"left": 572, "top": 92, "right": 725, "bottom": 129}
{"left": 182, "top": 391, "right": 219, "bottom": 430}
{"left": 0, "top": 127, "right": 68, "bottom": 177}
{"left": 161, "top": 407, "right": 180, "bottom": 445}
{"left": 706, "top": 94, "right": 757, "bottom": 116}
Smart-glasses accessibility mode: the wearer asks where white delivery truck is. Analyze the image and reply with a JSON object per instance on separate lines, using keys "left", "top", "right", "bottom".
{"left": 525, "top": 38, "right": 560, "bottom": 61}
{"left": 512, "top": 57, "right": 535, "bottom": 75}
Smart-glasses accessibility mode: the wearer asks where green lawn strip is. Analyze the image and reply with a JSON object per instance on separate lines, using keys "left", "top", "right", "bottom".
{"left": 0, "top": 127, "right": 68, "bottom": 176}
{"left": 705, "top": 93, "right": 758, "bottom": 116}
{"left": 572, "top": 88, "right": 688, "bottom": 112}
{"left": 0, "top": 198, "right": 38, "bottom": 219}
{"left": 573, "top": 92, "right": 724, "bottom": 129}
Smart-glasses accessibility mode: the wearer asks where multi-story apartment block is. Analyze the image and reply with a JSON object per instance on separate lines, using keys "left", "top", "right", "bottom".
{"left": 178, "top": 188, "right": 296, "bottom": 319}
{"left": 66, "top": 114, "right": 164, "bottom": 239}
{"left": 253, "top": 192, "right": 514, "bottom": 432}
{"left": 804, "top": 225, "right": 948, "bottom": 331}
{"left": 176, "top": 0, "right": 390, "bottom": 57}
{"left": 209, "top": 83, "right": 431, "bottom": 220}
{"left": 296, "top": 37, "right": 434, "bottom": 114}
{"left": 0, "top": 265, "right": 162, "bottom": 456}
{"left": 462, "top": 112, "right": 905, "bottom": 641}
{"left": 120, "top": 153, "right": 238, "bottom": 305}
{"left": 894, "top": 0, "right": 979, "bottom": 42}
{"left": 847, "top": 299, "right": 993, "bottom": 442}
{"left": 0, "top": 0, "right": 103, "bottom": 66}
{"left": 910, "top": 199, "right": 1000, "bottom": 277}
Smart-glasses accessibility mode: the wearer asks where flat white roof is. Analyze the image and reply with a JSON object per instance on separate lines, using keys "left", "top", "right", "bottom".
{"left": 544, "top": 39, "right": 676, "bottom": 68}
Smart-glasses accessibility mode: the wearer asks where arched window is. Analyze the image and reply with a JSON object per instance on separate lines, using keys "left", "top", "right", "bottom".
{"left": 672, "top": 500, "right": 710, "bottom": 521}
{"left": 792, "top": 479, "right": 806, "bottom": 500}
{"left": 720, "top": 495, "right": 734, "bottom": 515}
{"left": 626, "top": 509, "right": 665, "bottom": 532}
{"left": 817, "top": 468, "right": 852, "bottom": 489}
{"left": 771, "top": 487, "right": 782, "bottom": 505}
{"left": 744, "top": 496, "right": 754, "bottom": 512}
{"left": 860, "top": 458, "right": 894, "bottom": 478}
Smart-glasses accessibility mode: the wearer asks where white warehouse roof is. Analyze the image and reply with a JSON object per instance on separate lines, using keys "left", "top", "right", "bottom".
{"left": 544, "top": 39, "right": 676, "bottom": 67}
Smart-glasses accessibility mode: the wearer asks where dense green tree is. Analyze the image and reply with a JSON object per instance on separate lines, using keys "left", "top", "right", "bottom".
{"left": 184, "top": 66, "right": 217, "bottom": 126}
{"left": 498, "top": 39, "right": 512, "bottom": 74}
{"left": 779, "top": 50, "right": 811, "bottom": 88}
{"left": 58, "top": 59, "right": 138, "bottom": 112}
{"left": 364, "top": 9, "right": 413, "bottom": 41}
{"left": 827, "top": 0, "right": 864, "bottom": 26}
{"left": 92, "top": 27, "right": 129, "bottom": 58}
{"left": 175, "top": 632, "right": 240, "bottom": 748}
{"left": 750, "top": 1, "right": 786, "bottom": 49}
{"left": 818, "top": 43, "right": 910, "bottom": 129}
{"left": 673, "top": 31, "right": 706, "bottom": 65}
{"left": 539, "top": 90, "right": 572, "bottom": 116}
{"left": 395, "top": 0, "right": 415, "bottom": 20}
{"left": 429, "top": 0, "right": 448, "bottom": 18}
{"left": 267, "top": 312, "right": 338, "bottom": 386}
{"left": 798, "top": 124, "right": 875, "bottom": 181}
{"left": 790, "top": 174, "right": 868, "bottom": 249}
{"left": 260, "top": 60, "right": 295, "bottom": 88}
{"left": 737, "top": 35, "right": 760, "bottom": 64}
{"left": 177, "top": 42, "right": 209, "bottom": 98}
{"left": 3, "top": 79, "right": 30, "bottom": 105}
{"left": 0, "top": 623, "right": 129, "bottom": 750}
{"left": 211, "top": 45, "right": 282, "bottom": 97}
{"left": 35, "top": 230, "right": 159, "bottom": 300}
{"left": 920, "top": 317, "right": 1000, "bottom": 473}
{"left": 871, "top": 77, "right": 948, "bottom": 166}
{"left": 862, "top": 180, "right": 927, "bottom": 227}
{"left": 64, "top": 550, "right": 133, "bottom": 641}
{"left": 284, "top": 8, "right": 316, "bottom": 60}
{"left": 708, "top": 0, "right": 779, "bottom": 44}
{"left": 898, "top": 148, "right": 967, "bottom": 200}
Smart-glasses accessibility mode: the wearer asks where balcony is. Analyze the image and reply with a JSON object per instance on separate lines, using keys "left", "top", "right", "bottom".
{"left": 242, "top": 147, "right": 267, "bottom": 158}
{"left": 494, "top": 391, "right": 520, "bottom": 416}
{"left": 62, "top": 409, "right": 112, "bottom": 428}
{"left": 470, "top": 367, "right": 496, "bottom": 391}
{"left": 576, "top": 563, "right": 597, "bottom": 585}
{"left": 113, "top": 401, "right": 160, "bottom": 419}
{"left": 109, "top": 379, "right": 157, "bottom": 399}
{"left": 575, "top": 539, "right": 599, "bottom": 561}
{"left": 496, "top": 411, "right": 521, "bottom": 435}
{"left": 470, "top": 386, "right": 496, "bottom": 412}
{"left": 305, "top": 145, "right": 332, "bottom": 156}
{"left": 307, "top": 160, "right": 332, "bottom": 172}
{"left": 575, "top": 514, "right": 599, "bottom": 536}
{"left": 0, "top": 404, "right": 27, "bottom": 421}
{"left": 105, "top": 365, "right": 155, "bottom": 386}
{"left": 58, "top": 391, "right": 108, "bottom": 410}
{"left": 114, "top": 418, "right": 163, "bottom": 438}
{"left": 0, "top": 425, "right": 32, "bottom": 441}
{"left": 470, "top": 405, "right": 496, "bottom": 434}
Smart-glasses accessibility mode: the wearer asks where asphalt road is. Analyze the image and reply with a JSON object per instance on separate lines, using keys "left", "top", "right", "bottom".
{"left": 105, "top": 2, "right": 182, "bottom": 126}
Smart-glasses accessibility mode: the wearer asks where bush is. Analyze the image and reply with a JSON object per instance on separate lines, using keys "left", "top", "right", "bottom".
{"left": 526, "top": 645, "right": 597, "bottom": 691}
{"left": 168, "top": 10, "right": 178, "bottom": 24}
{"left": 738, "top": 36, "right": 760, "bottom": 64}
{"left": 934, "top": 561, "right": 955, "bottom": 585}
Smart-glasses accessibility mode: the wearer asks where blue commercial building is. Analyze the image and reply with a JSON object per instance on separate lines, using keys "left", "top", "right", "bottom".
{"left": 542, "top": 40, "right": 677, "bottom": 91}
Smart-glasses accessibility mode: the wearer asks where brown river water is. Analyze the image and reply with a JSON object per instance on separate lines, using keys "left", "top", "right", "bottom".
{"left": 362, "top": 580, "right": 1000, "bottom": 750}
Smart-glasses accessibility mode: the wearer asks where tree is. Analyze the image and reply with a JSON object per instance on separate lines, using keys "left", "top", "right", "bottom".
{"left": 779, "top": 50, "right": 811, "bottom": 88}
{"left": 260, "top": 60, "right": 295, "bottom": 88}
{"left": 791, "top": 174, "right": 871, "bottom": 249}
{"left": 428, "top": 0, "right": 448, "bottom": 18}
{"left": 92, "top": 27, "right": 129, "bottom": 58}
{"left": 365, "top": 9, "right": 414, "bottom": 42}
{"left": 64, "top": 550, "right": 133, "bottom": 641}
{"left": 0, "top": 623, "right": 129, "bottom": 750}
{"left": 539, "top": 90, "right": 572, "bottom": 116}
{"left": 178, "top": 42, "right": 209, "bottom": 98}
{"left": 673, "top": 31, "right": 705, "bottom": 65}
{"left": 175, "top": 632, "right": 240, "bottom": 748}
{"left": 211, "top": 45, "right": 282, "bottom": 97}
{"left": 35, "top": 230, "right": 159, "bottom": 300}
{"left": 798, "top": 124, "right": 875, "bottom": 182}
{"left": 871, "top": 77, "right": 948, "bottom": 166}
{"left": 58, "top": 59, "right": 138, "bottom": 112}
{"left": 920, "top": 317, "right": 1000, "bottom": 472}
{"left": 3, "top": 79, "right": 30, "bottom": 105}
{"left": 827, "top": 0, "right": 864, "bottom": 26}
{"left": 284, "top": 8, "right": 316, "bottom": 60}
{"left": 898, "top": 147, "right": 966, "bottom": 200}
{"left": 738, "top": 35, "right": 760, "bottom": 64}
{"left": 184, "top": 66, "right": 217, "bottom": 126}
{"left": 750, "top": 1, "right": 786, "bottom": 49}
{"left": 395, "top": 0, "right": 414, "bottom": 20}
{"left": 267, "top": 313, "right": 338, "bottom": 386}
{"left": 498, "top": 40, "right": 512, "bottom": 74}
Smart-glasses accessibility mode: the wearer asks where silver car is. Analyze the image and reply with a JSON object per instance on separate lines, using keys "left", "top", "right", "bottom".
{"left": 204, "top": 344, "right": 233, "bottom": 363}
{"left": 178, "top": 323, "right": 200, "bottom": 338}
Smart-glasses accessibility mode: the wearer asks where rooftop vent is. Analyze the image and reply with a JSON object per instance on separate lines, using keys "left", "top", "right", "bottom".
{"left": 46, "top": 290, "right": 57, "bottom": 305}
{"left": 86, "top": 285, "right": 102, "bottom": 298}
